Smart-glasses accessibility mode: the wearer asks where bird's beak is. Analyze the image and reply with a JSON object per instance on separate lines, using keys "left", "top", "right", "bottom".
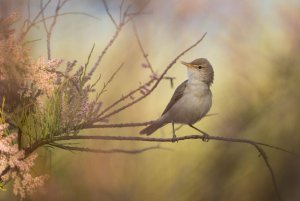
{"left": 181, "top": 61, "right": 193, "bottom": 68}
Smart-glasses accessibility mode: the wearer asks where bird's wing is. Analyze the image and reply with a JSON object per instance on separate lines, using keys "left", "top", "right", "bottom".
{"left": 161, "top": 80, "right": 188, "bottom": 116}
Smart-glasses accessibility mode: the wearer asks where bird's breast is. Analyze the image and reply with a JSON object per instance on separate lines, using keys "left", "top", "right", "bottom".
{"left": 166, "top": 83, "right": 212, "bottom": 124}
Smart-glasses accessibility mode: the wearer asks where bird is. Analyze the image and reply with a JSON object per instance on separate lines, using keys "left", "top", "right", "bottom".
{"left": 139, "top": 58, "right": 214, "bottom": 140}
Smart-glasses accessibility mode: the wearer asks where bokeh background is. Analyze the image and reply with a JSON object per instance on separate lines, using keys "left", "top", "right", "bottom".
{"left": 1, "top": 0, "right": 300, "bottom": 200}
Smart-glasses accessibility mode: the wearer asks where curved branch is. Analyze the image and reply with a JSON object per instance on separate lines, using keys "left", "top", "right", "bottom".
{"left": 49, "top": 143, "right": 171, "bottom": 154}
{"left": 25, "top": 133, "right": 283, "bottom": 201}
{"left": 34, "top": 12, "right": 101, "bottom": 24}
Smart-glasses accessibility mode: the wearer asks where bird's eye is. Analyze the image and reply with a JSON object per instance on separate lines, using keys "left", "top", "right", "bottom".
{"left": 197, "top": 65, "right": 203, "bottom": 69}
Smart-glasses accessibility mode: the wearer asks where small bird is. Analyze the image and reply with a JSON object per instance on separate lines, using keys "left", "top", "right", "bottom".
{"left": 140, "top": 58, "right": 214, "bottom": 139}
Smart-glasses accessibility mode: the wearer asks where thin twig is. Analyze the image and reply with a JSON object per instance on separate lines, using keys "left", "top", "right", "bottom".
{"left": 255, "top": 142, "right": 300, "bottom": 157}
{"left": 133, "top": 20, "right": 176, "bottom": 87}
{"left": 123, "top": 0, "right": 151, "bottom": 24}
{"left": 40, "top": 0, "right": 49, "bottom": 34}
{"left": 27, "top": 0, "right": 31, "bottom": 21}
{"left": 102, "top": 0, "right": 118, "bottom": 28}
{"left": 34, "top": 12, "right": 101, "bottom": 24}
{"left": 119, "top": 0, "right": 125, "bottom": 23}
{"left": 49, "top": 143, "right": 169, "bottom": 154}
{"left": 95, "top": 63, "right": 124, "bottom": 100}
{"left": 85, "top": 44, "right": 96, "bottom": 71}
{"left": 81, "top": 43, "right": 95, "bottom": 84}
{"left": 20, "top": 0, "right": 51, "bottom": 40}
{"left": 22, "top": 38, "right": 42, "bottom": 46}
{"left": 95, "top": 77, "right": 157, "bottom": 120}
{"left": 88, "top": 0, "right": 150, "bottom": 79}
{"left": 131, "top": 19, "right": 154, "bottom": 73}
{"left": 89, "top": 27, "right": 121, "bottom": 76}
{"left": 47, "top": 0, "right": 63, "bottom": 59}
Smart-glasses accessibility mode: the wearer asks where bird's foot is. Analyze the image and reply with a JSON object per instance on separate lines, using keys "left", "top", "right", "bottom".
{"left": 172, "top": 134, "right": 178, "bottom": 143}
{"left": 202, "top": 133, "right": 210, "bottom": 142}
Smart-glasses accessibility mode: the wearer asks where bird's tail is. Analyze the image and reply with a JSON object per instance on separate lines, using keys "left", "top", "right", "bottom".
{"left": 140, "top": 119, "right": 165, "bottom": 135}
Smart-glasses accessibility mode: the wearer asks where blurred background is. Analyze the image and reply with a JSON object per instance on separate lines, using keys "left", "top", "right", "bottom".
{"left": 1, "top": 0, "right": 300, "bottom": 200}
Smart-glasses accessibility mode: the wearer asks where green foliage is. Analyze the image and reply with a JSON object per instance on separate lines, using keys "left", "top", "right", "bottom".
{"left": 0, "top": 98, "right": 5, "bottom": 124}
{"left": 11, "top": 91, "right": 62, "bottom": 148}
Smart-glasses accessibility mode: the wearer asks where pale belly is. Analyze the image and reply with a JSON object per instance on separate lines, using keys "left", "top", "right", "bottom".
{"left": 164, "top": 90, "right": 212, "bottom": 124}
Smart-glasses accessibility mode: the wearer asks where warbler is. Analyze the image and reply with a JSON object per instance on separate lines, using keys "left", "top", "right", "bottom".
{"left": 140, "top": 58, "right": 214, "bottom": 139}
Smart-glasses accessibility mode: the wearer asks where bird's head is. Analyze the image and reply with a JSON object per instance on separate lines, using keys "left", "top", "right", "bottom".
{"left": 181, "top": 58, "right": 214, "bottom": 86}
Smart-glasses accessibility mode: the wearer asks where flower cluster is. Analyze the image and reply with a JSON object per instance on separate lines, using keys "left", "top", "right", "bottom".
{"left": 22, "top": 58, "right": 63, "bottom": 98}
{"left": 0, "top": 123, "right": 48, "bottom": 200}
{"left": 0, "top": 13, "right": 62, "bottom": 112}
{"left": 1, "top": 11, "right": 102, "bottom": 200}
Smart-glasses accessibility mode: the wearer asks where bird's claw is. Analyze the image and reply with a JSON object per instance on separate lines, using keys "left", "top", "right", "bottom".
{"left": 202, "top": 133, "right": 210, "bottom": 142}
{"left": 172, "top": 134, "right": 178, "bottom": 143}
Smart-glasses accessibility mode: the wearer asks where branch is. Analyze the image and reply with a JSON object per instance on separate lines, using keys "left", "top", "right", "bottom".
{"left": 35, "top": 12, "right": 101, "bottom": 24}
{"left": 93, "top": 77, "right": 157, "bottom": 121}
{"left": 20, "top": 0, "right": 51, "bottom": 40}
{"left": 131, "top": 19, "right": 154, "bottom": 74}
{"left": 95, "top": 62, "right": 124, "bottom": 100}
{"left": 88, "top": 25, "right": 121, "bottom": 77}
{"left": 49, "top": 143, "right": 170, "bottom": 154}
{"left": 40, "top": 0, "right": 65, "bottom": 60}
{"left": 123, "top": 0, "right": 151, "bottom": 24}
{"left": 25, "top": 133, "right": 282, "bottom": 201}
{"left": 132, "top": 19, "right": 176, "bottom": 87}
{"left": 102, "top": 0, "right": 118, "bottom": 28}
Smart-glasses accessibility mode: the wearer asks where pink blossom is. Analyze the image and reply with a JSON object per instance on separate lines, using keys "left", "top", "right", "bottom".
{"left": 0, "top": 123, "right": 47, "bottom": 200}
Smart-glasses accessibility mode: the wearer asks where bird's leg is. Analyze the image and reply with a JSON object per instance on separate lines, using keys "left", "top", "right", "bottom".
{"left": 172, "top": 121, "right": 177, "bottom": 142}
{"left": 189, "top": 124, "right": 210, "bottom": 142}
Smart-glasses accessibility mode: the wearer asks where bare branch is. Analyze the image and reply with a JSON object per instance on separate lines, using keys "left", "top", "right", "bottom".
{"left": 95, "top": 62, "right": 124, "bottom": 100}
{"left": 21, "top": 0, "right": 51, "bottom": 39}
{"left": 47, "top": 0, "right": 62, "bottom": 59}
{"left": 94, "top": 77, "right": 157, "bottom": 120}
{"left": 132, "top": 19, "right": 176, "bottom": 87}
{"left": 131, "top": 19, "right": 154, "bottom": 74}
{"left": 84, "top": 44, "right": 95, "bottom": 72}
{"left": 22, "top": 38, "right": 42, "bottom": 46}
{"left": 37, "top": 0, "right": 71, "bottom": 59}
{"left": 119, "top": 0, "right": 125, "bottom": 23}
{"left": 25, "top": 133, "right": 283, "bottom": 201}
{"left": 88, "top": 0, "right": 151, "bottom": 79}
{"left": 255, "top": 141, "right": 300, "bottom": 157}
{"left": 102, "top": 0, "right": 118, "bottom": 28}
{"left": 252, "top": 143, "right": 282, "bottom": 201}
{"left": 27, "top": 0, "right": 31, "bottom": 21}
{"left": 34, "top": 12, "right": 101, "bottom": 24}
{"left": 123, "top": 0, "right": 151, "bottom": 24}
{"left": 49, "top": 143, "right": 169, "bottom": 154}
{"left": 89, "top": 27, "right": 121, "bottom": 76}
{"left": 40, "top": 0, "right": 49, "bottom": 34}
